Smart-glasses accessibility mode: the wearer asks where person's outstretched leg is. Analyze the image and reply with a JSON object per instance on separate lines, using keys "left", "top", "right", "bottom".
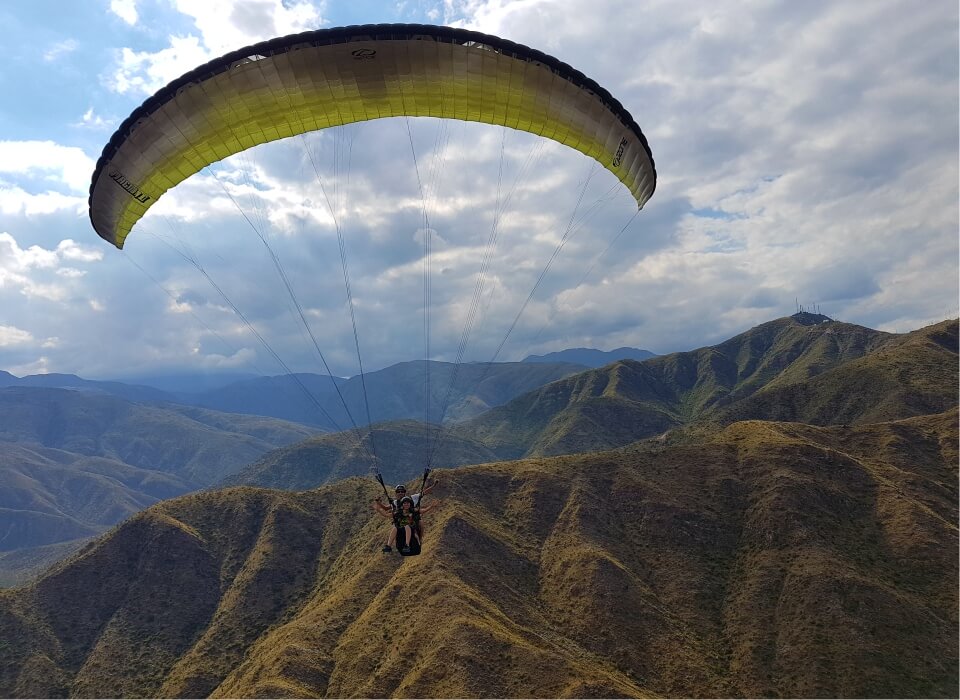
{"left": 384, "top": 527, "right": 397, "bottom": 552}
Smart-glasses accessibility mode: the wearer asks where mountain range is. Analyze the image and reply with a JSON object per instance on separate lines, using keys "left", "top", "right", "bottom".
{"left": 219, "top": 421, "right": 499, "bottom": 491}
{"left": 0, "top": 357, "right": 591, "bottom": 584}
{"left": 1, "top": 360, "right": 587, "bottom": 428}
{"left": 0, "top": 388, "right": 319, "bottom": 585}
{"left": 0, "top": 314, "right": 956, "bottom": 696}
{"left": 223, "top": 315, "right": 957, "bottom": 491}
{"left": 7, "top": 314, "right": 952, "bottom": 559}
{"left": 457, "top": 314, "right": 956, "bottom": 456}
{"left": 186, "top": 360, "right": 587, "bottom": 427}
{"left": 0, "top": 371, "right": 174, "bottom": 404}
{"left": 522, "top": 345, "right": 656, "bottom": 366}
{"left": 0, "top": 407, "right": 955, "bottom": 697}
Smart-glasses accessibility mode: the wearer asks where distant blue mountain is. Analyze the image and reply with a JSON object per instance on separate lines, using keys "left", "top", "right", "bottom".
{"left": 522, "top": 347, "right": 656, "bottom": 368}
{"left": 182, "top": 360, "right": 585, "bottom": 428}
{"left": 106, "top": 371, "right": 261, "bottom": 395}
{"left": 0, "top": 372, "right": 175, "bottom": 404}
{"left": 0, "top": 360, "right": 585, "bottom": 428}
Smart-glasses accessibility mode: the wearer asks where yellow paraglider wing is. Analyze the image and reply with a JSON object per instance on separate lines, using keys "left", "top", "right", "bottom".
{"left": 89, "top": 24, "right": 657, "bottom": 248}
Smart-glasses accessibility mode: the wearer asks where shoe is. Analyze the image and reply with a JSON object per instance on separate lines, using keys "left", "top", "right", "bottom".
{"left": 400, "top": 547, "right": 411, "bottom": 554}
{"left": 382, "top": 545, "right": 392, "bottom": 552}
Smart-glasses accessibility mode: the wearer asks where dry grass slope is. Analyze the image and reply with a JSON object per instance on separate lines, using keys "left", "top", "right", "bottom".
{"left": 460, "top": 318, "right": 957, "bottom": 458}
{"left": 221, "top": 421, "right": 498, "bottom": 490}
{"left": 0, "top": 408, "right": 955, "bottom": 698}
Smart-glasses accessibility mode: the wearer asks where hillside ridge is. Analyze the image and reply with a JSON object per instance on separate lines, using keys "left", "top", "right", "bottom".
{"left": 1, "top": 409, "right": 956, "bottom": 697}
{"left": 457, "top": 316, "right": 956, "bottom": 458}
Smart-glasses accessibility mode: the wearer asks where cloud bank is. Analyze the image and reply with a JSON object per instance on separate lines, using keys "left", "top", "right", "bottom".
{"left": 0, "top": 0, "right": 956, "bottom": 380}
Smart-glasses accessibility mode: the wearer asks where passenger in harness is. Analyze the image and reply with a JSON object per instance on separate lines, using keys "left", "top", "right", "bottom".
{"left": 372, "top": 488, "right": 439, "bottom": 554}
{"left": 393, "top": 497, "right": 418, "bottom": 554}
{"left": 372, "top": 478, "right": 439, "bottom": 550}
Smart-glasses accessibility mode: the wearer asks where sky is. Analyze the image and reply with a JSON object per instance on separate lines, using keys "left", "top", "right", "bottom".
{"left": 0, "top": 0, "right": 957, "bottom": 381}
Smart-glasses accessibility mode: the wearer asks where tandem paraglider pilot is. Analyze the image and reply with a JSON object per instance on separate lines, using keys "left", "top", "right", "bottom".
{"left": 371, "top": 479, "right": 439, "bottom": 555}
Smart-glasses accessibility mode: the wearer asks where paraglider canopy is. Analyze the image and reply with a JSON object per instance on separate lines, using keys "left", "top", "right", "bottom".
{"left": 88, "top": 23, "right": 656, "bottom": 248}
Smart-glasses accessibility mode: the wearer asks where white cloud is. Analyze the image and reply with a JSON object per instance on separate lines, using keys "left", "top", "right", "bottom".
{"left": 0, "top": 141, "right": 96, "bottom": 192}
{"left": 108, "top": 36, "right": 210, "bottom": 95}
{"left": 43, "top": 39, "right": 79, "bottom": 62}
{"left": 0, "top": 233, "right": 103, "bottom": 302}
{"left": 0, "top": 232, "right": 58, "bottom": 272}
{"left": 110, "top": 0, "right": 139, "bottom": 25}
{"left": 8, "top": 356, "right": 51, "bottom": 376}
{"left": 0, "top": 186, "right": 86, "bottom": 216}
{"left": 57, "top": 239, "right": 104, "bottom": 263}
{"left": 74, "top": 108, "right": 112, "bottom": 130}
{"left": 3, "top": 1, "right": 955, "bottom": 378}
{"left": 190, "top": 346, "right": 258, "bottom": 369}
{"left": 108, "top": 0, "right": 326, "bottom": 95}
{"left": 436, "top": 0, "right": 959, "bottom": 345}
{"left": 0, "top": 325, "right": 33, "bottom": 348}
{"left": 172, "top": 0, "right": 325, "bottom": 54}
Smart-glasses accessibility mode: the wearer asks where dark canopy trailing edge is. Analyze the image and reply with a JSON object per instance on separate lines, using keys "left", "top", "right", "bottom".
{"left": 89, "top": 23, "right": 657, "bottom": 248}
